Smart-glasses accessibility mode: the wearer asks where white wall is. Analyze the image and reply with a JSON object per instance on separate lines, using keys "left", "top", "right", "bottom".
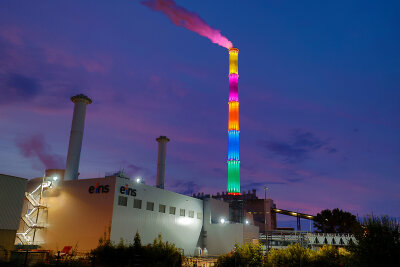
{"left": 110, "top": 177, "right": 203, "bottom": 256}
{"left": 203, "top": 198, "right": 259, "bottom": 255}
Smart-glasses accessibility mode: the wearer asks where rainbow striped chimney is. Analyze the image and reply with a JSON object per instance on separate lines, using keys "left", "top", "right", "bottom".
{"left": 227, "top": 48, "right": 240, "bottom": 195}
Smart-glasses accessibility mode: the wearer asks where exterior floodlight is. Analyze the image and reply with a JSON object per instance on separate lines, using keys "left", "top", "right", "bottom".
{"left": 220, "top": 218, "right": 226, "bottom": 224}
{"left": 245, "top": 220, "right": 249, "bottom": 225}
{"left": 136, "top": 177, "right": 142, "bottom": 183}
{"left": 53, "top": 176, "right": 58, "bottom": 181}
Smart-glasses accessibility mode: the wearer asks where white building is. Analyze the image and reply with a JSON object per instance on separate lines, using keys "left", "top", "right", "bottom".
{"left": 17, "top": 173, "right": 258, "bottom": 256}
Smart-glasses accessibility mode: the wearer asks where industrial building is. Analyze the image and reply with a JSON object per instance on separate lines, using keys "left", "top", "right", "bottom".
{"left": 18, "top": 172, "right": 258, "bottom": 255}
{"left": 10, "top": 91, "right": 258, "bottom": 256}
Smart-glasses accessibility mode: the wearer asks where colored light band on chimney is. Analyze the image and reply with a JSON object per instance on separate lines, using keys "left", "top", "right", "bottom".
{"left": 228, "top": 130, "right": 240, "bottom": 160}
{"left": 229, "top": 48, "right": 239, "bottom": 75}
{"left": 227, "top": 160, "right": 240, "bottom": 194}
{"left": 228, "top": 101, "right": 239, "bottom": 131}
{"left": 229, "top": 74, "right": 239, "bottom": 102}
{"left": 227, "top": 48, "right": 240, "bottom": 195}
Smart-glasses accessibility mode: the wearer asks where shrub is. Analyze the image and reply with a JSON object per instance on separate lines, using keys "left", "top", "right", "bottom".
{"left": 216, "top": 242, "right": 264, "bottom": 267}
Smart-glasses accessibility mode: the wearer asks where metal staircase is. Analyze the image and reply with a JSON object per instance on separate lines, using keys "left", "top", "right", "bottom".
{"left": 16, "top": 179, "right": 52, "bottom": 245}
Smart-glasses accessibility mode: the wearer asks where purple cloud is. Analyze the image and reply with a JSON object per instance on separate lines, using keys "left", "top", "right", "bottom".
{"left": 261, "top": 129, "right": 337, "bottom": 163}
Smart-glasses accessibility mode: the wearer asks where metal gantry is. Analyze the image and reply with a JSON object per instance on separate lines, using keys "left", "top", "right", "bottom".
{"left": 260, "top": 230, "right": 357, "bottom": 251}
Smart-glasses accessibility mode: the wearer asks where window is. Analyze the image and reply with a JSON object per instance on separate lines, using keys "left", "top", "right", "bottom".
{"left": 118, "top": 196, "right": 127, "bottom": 206}
{"left": 189, "top": 210, "right": 194, "bottom": 218}
{"left": 159, "top": 204, "right": 166, "bottom": 213}
{"left": 197, "top": 212, "right": 202, "bottom": 220}
{"left": 169, "top": 206, "right": 176, "bottom": 215}
{"left": 180, "top": 208, "right": 186, "bottom": 217}
{"left": 146, "top": 202, "right": 154, "bottom": 211}
{"left": 133, "top": 199, "right": 142, "bottom": 209}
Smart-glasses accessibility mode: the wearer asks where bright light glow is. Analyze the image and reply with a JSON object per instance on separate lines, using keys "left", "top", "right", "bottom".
{"left": 220, "top": 218, "right": 226, "bottom": 224}
{"left": 245, "top": 220, "right": 249, "bottom": 225}
{"left": 177, "top": 217, "right": 191, "bottom": 226}
{"left": 276, "top": 209, "right": 281, "bottom": 212}
{"left": 53, "top": 176, "right": 58, "bottom": 181}
{"left": 136, "top": 177, "right": 142, "bottom": 183}
{"left": 291, "top": 212, "right": 297, "bottom": 215}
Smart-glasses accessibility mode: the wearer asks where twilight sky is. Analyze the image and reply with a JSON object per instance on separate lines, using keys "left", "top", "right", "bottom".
{"left": 0, "top": 0, "right": 399, "bottom": 225}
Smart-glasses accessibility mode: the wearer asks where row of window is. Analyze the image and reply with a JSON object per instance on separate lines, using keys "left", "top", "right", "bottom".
{"left": 118, "top": 196, "right": 202, "bottom": 219}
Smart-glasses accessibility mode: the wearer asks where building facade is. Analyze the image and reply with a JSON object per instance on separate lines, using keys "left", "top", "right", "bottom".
{"left": 16, "top": 174, "right": 258, "bottom": 256}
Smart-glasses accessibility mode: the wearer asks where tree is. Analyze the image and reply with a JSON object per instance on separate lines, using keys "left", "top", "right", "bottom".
{"left": 314, "top": 208, "right": 361, "bottom": 233}
{"left": 349, "top": 215, "right": 400, "bottom": 267}
{"left": 133, "top": 231, "right": 141, "bottom": 250}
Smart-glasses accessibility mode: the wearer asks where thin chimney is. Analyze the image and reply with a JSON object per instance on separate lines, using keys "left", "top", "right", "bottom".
{"left": 64, "top": 94, "right": 92, "bottom": 181}
{"left": 156, "top": 136, "right": 170, "bottom": 189}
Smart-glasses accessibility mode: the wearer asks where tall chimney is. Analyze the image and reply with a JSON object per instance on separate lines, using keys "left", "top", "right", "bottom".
{"left": 64, "top": 94, "right": 92, "bottom": 181}
{"left": 156, "top": 136, "right": 170, "bottom": 189}
{"left": 227, "top": 48, "right": 240, "bottom": 195}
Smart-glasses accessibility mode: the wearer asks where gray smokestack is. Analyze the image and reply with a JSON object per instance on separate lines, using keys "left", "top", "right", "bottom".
{"left": 64, "top": 94, "right": 92, "bottom": 181}
{"left": 156, "top": 136, "right": 170, "bottom": 189}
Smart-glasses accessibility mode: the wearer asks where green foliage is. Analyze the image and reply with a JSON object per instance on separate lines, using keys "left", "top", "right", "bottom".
{"left": 266, "top": 244, "right": 314, "bottom": 267}
{"left": 314, "top": 208, "right": 361, "bottom": 234}
{"left": 142, "top": 234, "right": 182, "bottom": 267}
{"left": 216, "top": 242, "right": 264, "bottom": 267}
{"left": 266, "top": 244, "right": 353, "bottom": 267}
{"left": 348, "top": 215, "right": 400, "bottom": 267}
{"left": 90, "top": 232, "right": 182, "bottom": 267}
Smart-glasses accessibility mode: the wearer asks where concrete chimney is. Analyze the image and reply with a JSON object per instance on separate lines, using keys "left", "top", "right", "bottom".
{"left": 156, "top": 136, "right": 169, "bottom": 189}
{"left": 64, "top": 94, "right": 92, "bottom": 181}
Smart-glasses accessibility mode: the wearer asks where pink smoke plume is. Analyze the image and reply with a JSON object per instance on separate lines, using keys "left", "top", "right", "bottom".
{"left": 16, "top": 134, "right": 65, "bottom": 170}
{"left": 142, "top": 0, "right": 233, "bottom": 49}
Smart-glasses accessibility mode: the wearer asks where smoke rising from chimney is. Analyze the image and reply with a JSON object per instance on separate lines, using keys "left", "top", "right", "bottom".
{"left": 142, "top": 0, "right": 233, "bottom": 49}
{"left": 16, "top": 134, "right": 65, "bottom": 170}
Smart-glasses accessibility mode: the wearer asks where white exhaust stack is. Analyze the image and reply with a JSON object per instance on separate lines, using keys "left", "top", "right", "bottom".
{"left": 64, "top": 94, "right": 92, "bottom": 181}
{"left": 156, "top": 136, "right": 170, "bottom": 189}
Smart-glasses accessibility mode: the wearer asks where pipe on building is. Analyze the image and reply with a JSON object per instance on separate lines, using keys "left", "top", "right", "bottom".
{"left": 64, "top": 94, "right": 92, "bottom": 181}
{"left": 156, "top": 136, "right": 170, "bottom": 189}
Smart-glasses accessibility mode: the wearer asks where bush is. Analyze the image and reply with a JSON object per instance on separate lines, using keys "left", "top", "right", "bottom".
{"left": 216, "top": 242, "right": 264, "bottom": 267}
{"left": 266, "top": 244, "right": 314, "bottom": 267}
{"left": 90, "top": 232, "right": 182, "bottom": 267}
{"left": 265, "top": 244, "right": 353, "bottom": 267}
